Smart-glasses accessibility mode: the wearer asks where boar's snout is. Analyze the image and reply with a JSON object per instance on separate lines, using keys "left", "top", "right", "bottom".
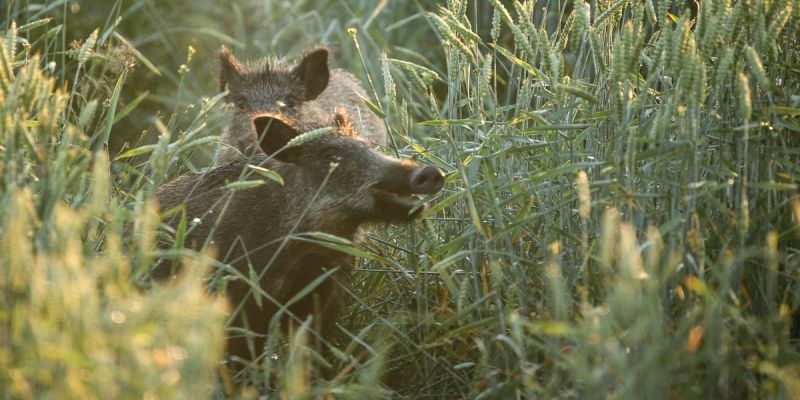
{"left": 409, "top": 165, "right": 444, "bottom": 194}
{"left": 367, "top": 161, "right": 444, "bottom": 221}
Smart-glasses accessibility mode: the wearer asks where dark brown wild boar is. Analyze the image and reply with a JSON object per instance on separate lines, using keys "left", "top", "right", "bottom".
{"left": 156, "top": 109, "right": 443, "bottom": 370}
{"left": 214, "top": 45, "right": 387, "bottom": 166}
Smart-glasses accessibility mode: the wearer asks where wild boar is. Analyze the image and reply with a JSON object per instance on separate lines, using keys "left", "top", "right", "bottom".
{"left": 213, "top": 45, "right": 387, "bottom": 167}
{"left": 156, "top": 109, "right": 443, "bottom": 370}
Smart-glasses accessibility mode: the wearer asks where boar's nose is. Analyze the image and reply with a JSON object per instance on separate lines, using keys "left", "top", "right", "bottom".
{"left": 409, "top": 165, "right": 444, "bottom": 194}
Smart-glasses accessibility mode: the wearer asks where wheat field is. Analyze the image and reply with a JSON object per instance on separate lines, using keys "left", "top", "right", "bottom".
{"left": 2, "top": 0, "right": 800, "bottom": 398}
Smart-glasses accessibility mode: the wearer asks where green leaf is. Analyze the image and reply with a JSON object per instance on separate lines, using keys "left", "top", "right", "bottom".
{"left": 174, "top": 209, "right": 187, "bottom": 250}
{"left": 112, "top": 90, "right": 148, "bottom": 124}
{"left": 301, "top": 231, "right": 352, "bottom": 245}
{"left": 523, "top": 124, "right": 590, "bottom": 132}
{"left": 114, "top": 144, "right": 155, "bottom": 160}
{"left": 762, "top": 106, "right": 800, "bottom": 116}
{"left": 100, "top": 69, "right": 127, "bottom": 149}
{"left": 247, "top": 164, "right": 284, "bottom": 186}
{"left": 361, "top": 96, "right": 386, "bottom": 118}
{"left": 297, "top": 232, "right": 384, "bottom": 262}
{"left": 272, "top": 267, "right": 340, "bottom": 319}
{"left": 224, "top": 180, "right": 265, "bottom": 191}
{"left": 417, "top": 118, "right": 480, "bottom": 126}
{"left": 491, "top": 43, "right": 543, "bottom": 79}
{"left": 557, "top": 83, "right": 600, "bottom": 104}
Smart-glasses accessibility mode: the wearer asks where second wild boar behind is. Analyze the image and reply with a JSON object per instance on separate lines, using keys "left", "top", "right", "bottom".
{"left": 214, "top": 46, "right": 387, "bottom": 166}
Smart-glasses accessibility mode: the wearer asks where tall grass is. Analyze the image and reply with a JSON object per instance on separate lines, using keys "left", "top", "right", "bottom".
{"left": 0, "top": 26, "right": 227, "bottom": 398}
{"left": 2, "top": 0, "right": 800, "bottom": 398}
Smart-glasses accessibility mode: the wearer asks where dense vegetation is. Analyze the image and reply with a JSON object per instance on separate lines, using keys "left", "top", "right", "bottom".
{"left": 2, "top": 0, "right": 799, "bottom": 398}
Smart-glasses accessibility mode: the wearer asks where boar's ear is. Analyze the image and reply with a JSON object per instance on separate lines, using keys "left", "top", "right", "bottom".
{"left": 293, "top": 46, "right": 330, "bottom": 101}
{"left": 332, "top": 107, "right": 356, "bottom": 137}
{"left": 219, "top": 46, "right": 244, "bottom": 94}
{"left": 253, "top": 115, "right": 299, "bottom": 162}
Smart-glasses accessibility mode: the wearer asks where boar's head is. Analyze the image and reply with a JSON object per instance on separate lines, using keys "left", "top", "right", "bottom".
{"left": 218, "top": 45, "right": 329, "bottom": 116}
{"left": 254, "top": 109, "right": 444, "bottom": 225}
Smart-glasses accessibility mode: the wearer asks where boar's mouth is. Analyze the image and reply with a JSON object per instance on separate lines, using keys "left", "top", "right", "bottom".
{"left": 369, "top": 165, "right": 444, "bottom": 221}
{"left": 370, "top": 188, "right": 425, "bottom": 220}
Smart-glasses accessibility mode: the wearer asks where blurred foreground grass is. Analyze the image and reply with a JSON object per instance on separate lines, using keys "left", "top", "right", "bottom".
{"left": 0, "top": 35, "right": 226, "bottom": 397}
{"left": 2, "top": 0, "right": 800, "bottom": 398}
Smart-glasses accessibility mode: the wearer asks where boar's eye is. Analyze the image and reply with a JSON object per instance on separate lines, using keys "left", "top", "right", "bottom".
{"left": 323, "top": 152, "right": 343, "bottom": 163}
{"left": 231, "top": 94, "right": 247, "bottom": 108}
